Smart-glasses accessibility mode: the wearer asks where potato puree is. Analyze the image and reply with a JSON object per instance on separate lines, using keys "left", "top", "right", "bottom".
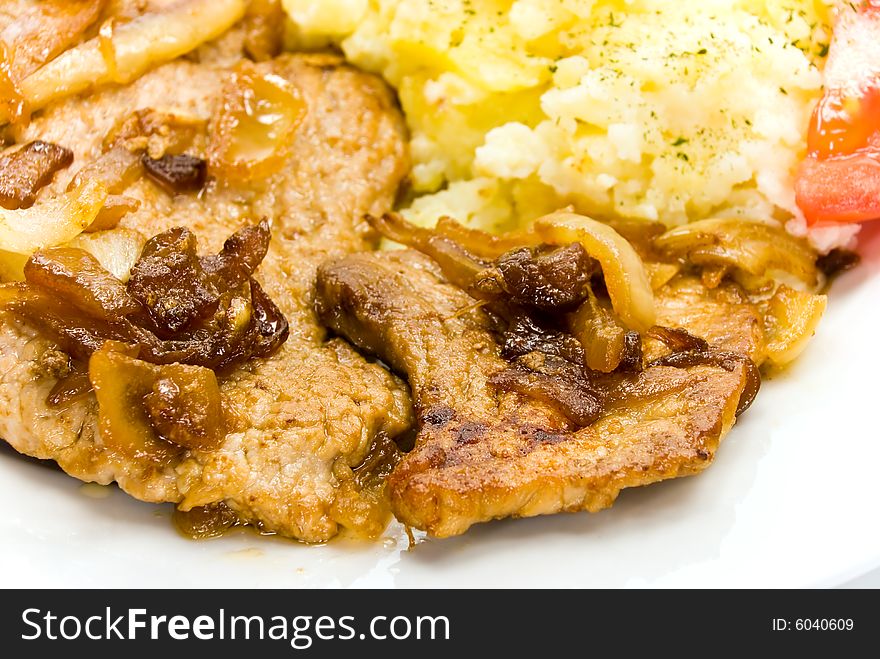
{"left": 283, "top": 1, "right": 834, "bottom": 234}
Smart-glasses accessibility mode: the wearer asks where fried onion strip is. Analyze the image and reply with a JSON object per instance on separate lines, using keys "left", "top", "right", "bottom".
{"left": 0, "top": 0, "right": 247, "bottom": 124}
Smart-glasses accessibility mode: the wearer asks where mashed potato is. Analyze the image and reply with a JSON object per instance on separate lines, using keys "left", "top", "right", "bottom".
{"left": 283, "top": 0, "right": 840, "bottom": 238}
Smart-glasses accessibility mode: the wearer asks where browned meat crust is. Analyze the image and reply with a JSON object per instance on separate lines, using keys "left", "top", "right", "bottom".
{"left": 0, "top": 51, "right": 414, "bottom": 542}
{"left": 317, "top": 251, "right": 749, "bottom": 538}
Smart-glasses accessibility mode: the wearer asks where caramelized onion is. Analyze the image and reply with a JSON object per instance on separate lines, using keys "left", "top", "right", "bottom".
{"left": 142, "top": 153, "right": 207, "bottom": 195}
{"left": 619, "top": 331, "right": 643, "bottom": 372}
{"left": 243, "top": 0, "right": 285, "bottom": 62}
{"left": 0, "top": 221, "right": 288, "bottom": 371}
{"left": 0, "top": 143, "right": 146, "bottom": 255}
{"left": 128, "top": 222, "right": 272, "bottom": 336}
{"left": 700, "top": 264, "right": 729, "bottom": 290}
{"left": 173, "top": 502, "right": 240, "bottom": 539}
{"left": 368, "top": 211, "right": 436, "bottom": 250}
{"left": 371, "top": 212, "right": 597, "bottom": 312}
{"left": 90, "top": 343, "right": 224, "bottom": 463}
{"left": 67, "top": 144, "right": 144, "bottom": 196}
{"left": 568, "top": 291, "right": 631, "bottom": 373}
{"left": 0, "top": 282, "right": 140, "bottom": 361}
{"left": 645, "top": 262, "right": 680, "bottom": 290}
{"left": 85, "top": 195, "right": 141, "bottom": 232}
{"left": 127, "top": 227, "right": 220, "bottom": 334}
{"left": 0, "top": 0, "right": 106, "bottom": 81}
{"left": 0, "top": 249, "right": 28, "bottom": 281}
{"left": 247, "top": 278, "right": 290, "bottom": 359}
{"left": 47, "top": 369, "right": 92, "bottom": 407}
{"left": 816, "top": 248, "right": 860, "bottom": 280}
{"left": 599, "top": 217, "right": 666, "bottom": 256}
{"left": 533, "top": 211, "right": 657, "bottom": 331}
{"left": 127, "top": 221, "right": 287, "bottom": 369}
{"left": 0, "top": 42, "right": 28, "bottom": 124}
{"left": 416, "top": 238, "right": 489, "bottom": 292}
{"left": 24, "top": 247, "right": 141, "bottom": 318}
{"left": 500, "top": 314, "right": 586, "bottom": 365}
{"left": 91, "top": 343, "right": 178, "bottom": 463}
{"left": 0, "top": 174, "right": 108, "bottom": 255}
{"left": 646, "top": 326, "right": 709, "bottom": 354}
{"left": 368, "top": 213, "right": 489, "bottom": 291}
{"left": 143, "top": 365, "right": 225, "bottom": 450}
{"left": 655, "top": 218, "right": 819, "bottom": 288}
{"left": 208, "top": 64, "right": 307, "bottom": 182}
{"left": 490, "top": 243, "right": 594, "bottom": 312}
{"left": 0, "top": 141, "right": 73, "bottom": 210}
{"left": 434, "top": 215, "right": 538, "bottom": 259}
{"left": 98, "top": 18, "right": 119, "bottom": 83}
{"left": 3, "top": 0, "right": 247, "bottom": 124}
{"left": 66, "top": 228, "right": 146, "bottom": 282}
{"left": 208, "top": 220, "right": 272, "bottom": 278}
{"left": 0, "top": 0, "right": 106, "bottom": 126}
{"left": 762, "top": 286, "right": 827, "bottom": 367}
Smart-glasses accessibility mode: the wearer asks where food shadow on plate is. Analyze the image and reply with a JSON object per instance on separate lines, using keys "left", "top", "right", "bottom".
{"left": 0, "top": 438, "right": 59, "bottom": 470}
{"left": 0, "top": 439, "right": 177, "bottom": 538}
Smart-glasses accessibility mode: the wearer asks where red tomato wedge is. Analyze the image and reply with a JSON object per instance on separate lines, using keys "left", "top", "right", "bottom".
{"left": 796, "top": 1, "right": 880, "bottom": 225}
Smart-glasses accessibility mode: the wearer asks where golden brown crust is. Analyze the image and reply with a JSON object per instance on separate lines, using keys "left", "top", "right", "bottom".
{"left": 317, "top": 250, "right": 749, "bottom": 538}
{"left": 389, "top": 364, "right": 744, "bottom": 537}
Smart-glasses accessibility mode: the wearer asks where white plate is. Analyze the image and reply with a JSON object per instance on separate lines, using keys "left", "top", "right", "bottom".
{"left": 2, "top": 225, "right": 879, "bottom": 589}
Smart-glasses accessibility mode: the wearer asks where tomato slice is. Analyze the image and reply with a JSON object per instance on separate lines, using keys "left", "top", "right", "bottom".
{"left": 797, "top": 152, "right": 880, "bottom": 224}
{"left": 796, "top": 1, "right": 880, "bottom": 225}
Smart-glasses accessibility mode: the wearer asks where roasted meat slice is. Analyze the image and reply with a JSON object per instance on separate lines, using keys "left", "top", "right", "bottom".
{"left": 650, "top": 276, "right": 766, "bottom": 364}
{"left": 0, "top": 44, "right": 412, "bottom": 542}
{"left": 317, "top": 251, "right": 751, "bottom": 538}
